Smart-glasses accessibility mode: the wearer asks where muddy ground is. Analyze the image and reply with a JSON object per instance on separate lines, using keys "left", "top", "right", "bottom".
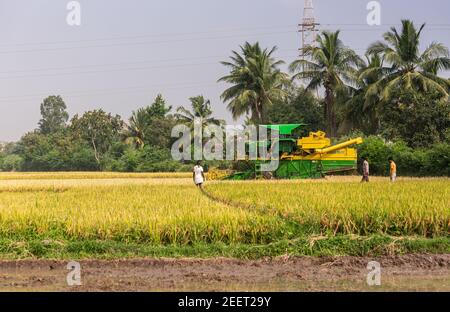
{"left": 0, "top": 254, "right": 449, "bottom": 292}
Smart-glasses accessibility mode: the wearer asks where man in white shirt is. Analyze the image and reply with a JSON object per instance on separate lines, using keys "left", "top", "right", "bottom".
{"left": 193, "top": 161, "right": 206, "bottom": 188}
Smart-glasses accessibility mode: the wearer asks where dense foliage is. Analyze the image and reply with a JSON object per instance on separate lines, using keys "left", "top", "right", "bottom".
{"left": 357, "top": 136, "right": 450, "bottom": 176}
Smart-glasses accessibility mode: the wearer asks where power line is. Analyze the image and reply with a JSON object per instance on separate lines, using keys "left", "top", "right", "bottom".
{"left": 0, "top": 52, "right": 299, "bottom": 76}
{"left": 0, "top": 21, "right": 448, "bottom": 49}
{"left": 1, "top": 23, "right": 449, "bottom": 48}
{"left": 0, "top": 54, "right": 299, "bottom": 79}
{"left": 0, "top": 30, "right": 298, "bottom": 55}
{"left": 3, "top": 25, "right": 447, "bottom": 55}
{"left": 326, "top": 28, "right": 450, "bottom": 32}
{"left": 0, "top": 57, "right": 223, "bottom": 75}
{"left": 0, "top": 25, "right": 298, "bottom": 48}
{"left": 0, "top": 81, "right": 222, "bottom": 103}
{"left": 0, "top": 62, "right": 219, "bottom": 80}
{"left": 321, "top": 23, "right": 450, "bottom": 26}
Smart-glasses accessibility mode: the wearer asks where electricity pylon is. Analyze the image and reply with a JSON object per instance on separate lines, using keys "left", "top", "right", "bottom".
{"left": 299, "top": 0, "right": 320, "bottom": 57}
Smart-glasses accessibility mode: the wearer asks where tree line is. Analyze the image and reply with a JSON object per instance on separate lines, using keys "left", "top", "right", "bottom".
{"left": 1, "top": 20, "right": 449, "bottom": 175}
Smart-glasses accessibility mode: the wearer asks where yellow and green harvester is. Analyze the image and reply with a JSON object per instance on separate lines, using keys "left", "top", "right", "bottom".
{"left": 227, "top": 124, "right": 363, "bottom": 180}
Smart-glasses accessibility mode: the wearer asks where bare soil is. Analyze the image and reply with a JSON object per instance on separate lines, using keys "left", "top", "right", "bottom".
{"left": 1, "top": 254, "right": 449, "bottom": 292}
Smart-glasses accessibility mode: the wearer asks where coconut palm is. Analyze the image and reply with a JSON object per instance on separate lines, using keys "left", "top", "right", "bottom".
{"left": 175, "top": 96, "right": 224, "bottom": 155}
{"left": 123, "top": 95, "right": 173, "bottom": 149}
{"left": 123, "top": 109, "right": 147, "bottom": 149}
{"left": 290, "top": 31, "right": 364, "bottom": 137}
{"left": 342, "top": 54, "right": 385, "bottom": 134}
{"left": 363, "top": 20, "right": 450, "bottom": 103}
{"left": 175, "top": 96, "right": 223, "bottom": 129}
{"left": 219, "top": 42, "right": 289, "bottom": 125}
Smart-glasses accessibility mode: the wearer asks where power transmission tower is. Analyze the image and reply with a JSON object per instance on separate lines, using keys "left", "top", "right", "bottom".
{"left": 299, "top": 0, "right": 320, "bottom": 57}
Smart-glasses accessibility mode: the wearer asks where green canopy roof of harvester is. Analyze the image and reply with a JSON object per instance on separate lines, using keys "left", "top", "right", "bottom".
{"left": 261, "top": 124, "right": 305, "bottom": 136}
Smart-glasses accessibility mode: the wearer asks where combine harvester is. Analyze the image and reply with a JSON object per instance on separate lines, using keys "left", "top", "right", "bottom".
{"left": 227, "top": 124, "right": 363, "bottom": 180}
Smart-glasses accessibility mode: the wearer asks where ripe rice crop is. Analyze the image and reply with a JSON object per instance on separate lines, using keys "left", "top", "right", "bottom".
{"left": 0, "top": 174, "right": 448, "bottom": 249}
{"left": 0, "top": 172, "right": 191, "bottom": 180}
{"left": 0, "top": 176, "right": 279, "bottom": 244}
{"left": 206, "top": 177, "right": 450, "bottom": 237}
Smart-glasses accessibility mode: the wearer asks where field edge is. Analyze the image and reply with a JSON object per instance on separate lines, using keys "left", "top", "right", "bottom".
{"left": 0, "top": 235, "right": 448, "bottom": 260}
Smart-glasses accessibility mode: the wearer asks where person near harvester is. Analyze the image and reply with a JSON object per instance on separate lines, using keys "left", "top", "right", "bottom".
{"left": 193, "top": 161, "right": 206, "bottom": 188}
{"left": 389, "top": 158, "right": 397, "bottom": 182}
{"left": 361, "top": 157, "right": 370, "bottom": 183}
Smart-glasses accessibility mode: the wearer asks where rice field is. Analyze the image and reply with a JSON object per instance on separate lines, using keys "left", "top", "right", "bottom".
{"left": 0, "top": 173, "right": 448, "bottom": 250}
{"left": 0, "top": 176, "right": 278, "bottom": 245}
{"left": 207, "top": 177, "right": 450, "bottom": 237}
{"left": 0, "top": 172, "right": 192, "bottom": 180}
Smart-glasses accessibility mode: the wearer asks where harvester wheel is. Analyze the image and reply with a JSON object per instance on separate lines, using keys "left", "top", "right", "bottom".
{"left": 262, "top": 172, "right": 274, "bottom": 180}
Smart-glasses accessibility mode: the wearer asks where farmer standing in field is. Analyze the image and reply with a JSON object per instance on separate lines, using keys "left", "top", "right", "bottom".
{"left": 193, "top": 161, "right": 206, "bottom": 188}
{"left": 361, "top": 157, "right": 370, "bottom": 183}
{"left": 389, "top": 158, "right": 397, "bottom": 182}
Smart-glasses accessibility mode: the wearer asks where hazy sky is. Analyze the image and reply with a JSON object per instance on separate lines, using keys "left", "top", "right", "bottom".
{"left": 0, "top": 0, "right": 449, "bottom": 141}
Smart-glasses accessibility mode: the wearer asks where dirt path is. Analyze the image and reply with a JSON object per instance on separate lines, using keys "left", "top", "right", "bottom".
{"left": 0, "top": 254, "right": 449, "bottom": 292}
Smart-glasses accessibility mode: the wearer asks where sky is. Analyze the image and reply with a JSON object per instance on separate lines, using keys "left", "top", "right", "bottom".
{"left": 0, "top": 0, "right": 449, "bottom": 141}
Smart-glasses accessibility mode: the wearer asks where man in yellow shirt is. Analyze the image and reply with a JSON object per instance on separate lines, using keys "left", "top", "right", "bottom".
{"left": 389, "top": 158, "right": 397, "bottom": 182}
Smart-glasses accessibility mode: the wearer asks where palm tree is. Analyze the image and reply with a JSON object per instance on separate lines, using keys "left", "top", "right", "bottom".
{"left": 363, "top": 20, "right": 450, "bottom": 103}
{"left": 123, "top": 108, "right": 148, "bottom": 149}
{"left": 343, "top": 54, "right": 384, "bottom": 134}
{"left": 175, "top": 96, "right": 223, "bottom": 129}
{"left": 123, "top": 95, "right": 172, "bottom": 149}
{"left": 219, "top": 42, "right": 289, "bottom": 125}
{"left": 290, "top": 30, "right": 364, "bottom": 137}
{"left": 175, "top": 96, "right": 224, "bottom": 156}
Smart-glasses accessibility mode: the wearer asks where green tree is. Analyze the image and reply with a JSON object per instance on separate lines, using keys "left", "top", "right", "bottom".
{"left": 16, "top": 131, "right": 52, "bottom": 170}
{"left": 175, "top": 96, "right": 224, "bottom": 159}
{"left": 219, "top": 42, "right": 289, "bottom": 124}
{"left": 71, "top": 110, "right": 123, "bottom": 167}
{"left": 359, "top": 20, "right": 450, "bottom": 146}
{"left": 175, "top": 96, "right": 223, "bottom": 129}
{"left": 342, "top": 54, "right": 384, "bottom": 135}
{"left": 0, "top": 154, "right": 23, "bottom": 171}
{"left": 123, "top": 109, "right": 147, "bottom": 149}
{"left": 290, "top": 31, "right": 364, "bottom": 137}
{"left": 123, "top": 94, "right": 173, "bottom": 149}
{"left": 147, "top": 94, "right": 172, "bottom": 119}
{"left": 379, "top": 90, "right": 450, "bottom": 148}
{"left": 38, "top": 96, "right": 69, "bottom": 135}
{"left": 363, "top": 20, "right": 450, "bottom": 103}
{"left": 267, "top": 87, "right": 324, "bottom": 135}
{"left": 15, "top": 129, "right": 97, "bottom": 171}
{"left": 0, "top": 142, "right": 16, "bottom": 155}
{"left": 144, "top": 117, "right": 176, "bottom": 149}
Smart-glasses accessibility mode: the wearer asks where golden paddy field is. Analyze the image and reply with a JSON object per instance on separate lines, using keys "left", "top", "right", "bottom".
{"left": 0, "top": 173, "right": 448, "bottom": 249}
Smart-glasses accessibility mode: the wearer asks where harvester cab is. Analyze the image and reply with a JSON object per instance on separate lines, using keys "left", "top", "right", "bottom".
{"left": 227, "top": 124, "right": 363, "bottom": 180}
